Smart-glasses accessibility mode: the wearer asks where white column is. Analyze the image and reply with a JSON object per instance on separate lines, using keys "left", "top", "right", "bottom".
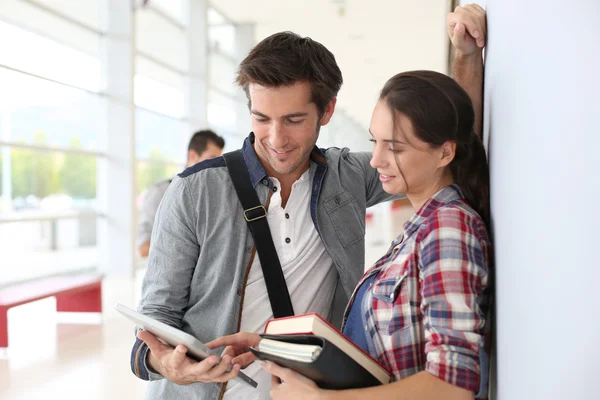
{"left": 185, "top": 0, "right": 208, "bottom": 133}
{"left": 1, "top": 111, "right": 12, "bottom": 210}
{"left": 234, "top": 23, "right": 255, "bottom": 139}
{"left": 98, "top": 0, "right": 135, "bottom": 278}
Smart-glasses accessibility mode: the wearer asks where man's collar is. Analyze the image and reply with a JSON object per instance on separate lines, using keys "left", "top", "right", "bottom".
{"left": 241, "top": 132, "right": 328, "bottom": 188}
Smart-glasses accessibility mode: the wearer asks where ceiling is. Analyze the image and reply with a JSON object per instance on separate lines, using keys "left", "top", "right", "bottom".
{"left": 211, "top": 0, "right": 450, "bottom": 129}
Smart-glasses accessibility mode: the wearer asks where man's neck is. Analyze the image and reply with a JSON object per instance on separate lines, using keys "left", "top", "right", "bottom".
{"left": 251, "top": 142, "right": 313, "bottom": 207}
{"left": 273, "top": 162, "right": 310, "bottom": 208}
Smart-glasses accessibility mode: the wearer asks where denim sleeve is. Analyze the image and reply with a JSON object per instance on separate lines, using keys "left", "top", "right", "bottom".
{"left": 130, "top": 337, "right": 164, "bottom": 381}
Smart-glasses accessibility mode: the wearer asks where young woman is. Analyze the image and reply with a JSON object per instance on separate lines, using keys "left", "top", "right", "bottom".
{"left": 210, "top": 70, "right": 492, "bottom": 400}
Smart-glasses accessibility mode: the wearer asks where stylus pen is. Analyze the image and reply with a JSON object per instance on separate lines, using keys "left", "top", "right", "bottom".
{"left": 231, "top": 367, "right": 258, "bottom": 388}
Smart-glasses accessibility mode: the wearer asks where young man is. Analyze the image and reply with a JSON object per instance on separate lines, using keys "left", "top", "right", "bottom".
{"left": 131, "top": 5, "right": 487, "bottom": 399}
{"left": 136, "top": 129, "right": 225, "bottom": 257}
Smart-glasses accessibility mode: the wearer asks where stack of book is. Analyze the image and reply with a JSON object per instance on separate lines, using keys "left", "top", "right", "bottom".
{"left": 251, "top": 313, "right": 392, "bottom": 389}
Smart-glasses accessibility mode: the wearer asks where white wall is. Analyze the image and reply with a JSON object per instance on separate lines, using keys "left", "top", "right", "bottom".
{"left": 479, "top": 1, "right": 600, "bottom": 399}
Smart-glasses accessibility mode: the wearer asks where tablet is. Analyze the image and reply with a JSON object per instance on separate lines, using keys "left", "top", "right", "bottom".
{"left": 115, "top": 303, "right": 258, "bottom": 388}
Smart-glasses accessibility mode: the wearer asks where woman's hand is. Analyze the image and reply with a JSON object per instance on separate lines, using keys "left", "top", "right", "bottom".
{"left": 262, "top": 360, "right": 325, "bottom": 400}
{"left": 206, "top": 331, "right": 262, "bottom": 368}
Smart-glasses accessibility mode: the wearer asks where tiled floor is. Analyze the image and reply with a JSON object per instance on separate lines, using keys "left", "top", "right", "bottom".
{"left": 0, "top": 205, "right": 411, "bottom": 400}
{"left": 0, "top": 277, "right": 148, "bottom": 400}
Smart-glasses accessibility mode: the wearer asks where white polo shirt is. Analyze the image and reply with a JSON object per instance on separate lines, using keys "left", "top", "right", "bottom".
{"left": 224, "top": 163, "right": 337, "bottom": 400}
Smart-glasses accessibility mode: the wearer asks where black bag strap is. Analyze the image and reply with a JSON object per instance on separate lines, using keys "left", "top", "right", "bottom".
{"left": 223, "top": 150, "right": 294, "bottom": 318}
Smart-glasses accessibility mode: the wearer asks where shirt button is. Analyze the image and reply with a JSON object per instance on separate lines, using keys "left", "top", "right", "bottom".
{"left": 262, "top": 179, "right": 269, "bottom": 185}
{"left": 389, "top": 293, "right": 394, "bottom": 300}
{"left": 364, "top": 324, "right": 368, "bottom": 331}
{"left": 285, "top": 213, "right": 289, "bottom": 219}
{"left": 246, "top": 245, "right": 252, "bottom": 252}
{"left": 285, "top": 237, "right": 291, "bottom": 244}
{"left": 334, "top": 196, "right": 341, "bottom": 205}
{"left": 273, "top": 186, "right": 278, "bottom": 192}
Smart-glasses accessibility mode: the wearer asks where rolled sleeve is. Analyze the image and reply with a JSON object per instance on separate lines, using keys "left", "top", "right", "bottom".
{"left": 417, "top": 208, "right": 489, "bottom": 393}
{"left": 130, "top": 337, "right": 164, "bottom": 381}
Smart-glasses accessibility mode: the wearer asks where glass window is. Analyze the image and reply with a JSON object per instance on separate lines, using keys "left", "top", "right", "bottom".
{"left": 208, "top": 89, "right": 237, "bottom": 134}
{"left": 135, "top": 9, "right": 188, "bottom": 71}
{"left": 150, "top": 0, "right": 186, "bottom": 26}
{"left": 209, "top": 52, "right": 238, "bottom": 97}
{"left": 0, "top": 5, "right": 103, "bottom": 284}
{"left": 136, "top": 160, "right": 182, "bottom": 196}
{"left": 208, "top": 6, "right": 236, "bottom": 58}
{"left": 134, "top": 75, "right": 185, "bottom": 119}
{"left": 208, "top": 23, "right": 236, "bottom": 57}
{"left": 0, "top": 150, "right": 8, "bottom": 213}
{"left": 0, "top": 68, "right": 104, "bottom": 152}
{"left": 0, "top": 218, "right": 98, "bottom": 285}
{"left": 0, "top": 146, "right": 99, "bottom": 284}
{"left": 0, "top": 21, "right": 101, "bottom": 92}
{"left": 0, "top": 148, "right": 97, "bottom": 216}
{"left": 28, "top": 0, "right": 104, "bottom": 31}
{"left": 0, "top": 0, "right": 101, "bottom": 56}
{"left": 136, "top": 56, "right": 185, "bottom": 90}
{"left": 135, "top": 108, "right": 187, "bottom": 164}
{"left": 207, "top": 7, "right": 227, "bottom": 25}
{"left": 208, "top": 7, "right": 236, "bottom": 57}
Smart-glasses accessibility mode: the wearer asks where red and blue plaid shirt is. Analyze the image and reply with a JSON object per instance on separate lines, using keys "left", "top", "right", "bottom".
{"left": 342, "top": 184, "right": 491, "bottom": 396}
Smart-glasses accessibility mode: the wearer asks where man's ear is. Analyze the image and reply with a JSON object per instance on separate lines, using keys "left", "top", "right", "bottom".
{"left": 439, "top": 141, "right": 456, "bottom": 168}
{"left": 319, "top": 97, "right": 337, "bottom": 126}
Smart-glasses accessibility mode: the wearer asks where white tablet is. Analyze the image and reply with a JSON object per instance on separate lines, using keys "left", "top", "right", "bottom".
{"left": 115, "top": 303, "right": 258, "bottom": 388}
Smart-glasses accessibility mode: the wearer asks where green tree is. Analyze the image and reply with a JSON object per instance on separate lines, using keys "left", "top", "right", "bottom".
{"left": 11, "top": 132, "right": 62, "bottom": 198}
{"left": 60, "top": 137, "right": 96, "bottom": 199}
{"left": 138, "top": 148, "right": 169, "bottom": 194}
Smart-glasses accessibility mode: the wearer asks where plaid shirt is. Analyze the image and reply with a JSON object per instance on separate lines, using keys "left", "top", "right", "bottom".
{"left": 342, "top": 184, "right": 491, "bottom": 396}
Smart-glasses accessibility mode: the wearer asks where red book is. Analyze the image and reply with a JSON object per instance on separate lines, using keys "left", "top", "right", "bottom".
{"left": 263, "top": 313, "right": 392, "bottom": 385}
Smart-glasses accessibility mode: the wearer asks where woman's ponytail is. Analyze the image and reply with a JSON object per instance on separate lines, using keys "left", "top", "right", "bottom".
{"left": 450, "top": 133, "right": 490, "bottom": 227}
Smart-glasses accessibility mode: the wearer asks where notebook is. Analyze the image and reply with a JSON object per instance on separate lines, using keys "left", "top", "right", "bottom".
{"left": 249, "top": 313, "right": 392, "bottom": 389}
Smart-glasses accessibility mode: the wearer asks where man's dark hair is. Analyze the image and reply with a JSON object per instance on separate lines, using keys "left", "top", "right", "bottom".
{"left": 236, "top": 31, "right": 343, "bottom": 116}
{"left": 188, "top": 129, "right": 225, "bottom": 154}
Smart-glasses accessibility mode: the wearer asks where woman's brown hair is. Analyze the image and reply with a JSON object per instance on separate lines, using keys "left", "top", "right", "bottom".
{"left": 380, "top": 70, "right": 490, "bottom": 226}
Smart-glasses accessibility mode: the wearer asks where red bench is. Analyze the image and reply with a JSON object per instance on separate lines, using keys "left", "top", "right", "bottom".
{"left": 0, "top": 274, "right": 103, "bottom": 348}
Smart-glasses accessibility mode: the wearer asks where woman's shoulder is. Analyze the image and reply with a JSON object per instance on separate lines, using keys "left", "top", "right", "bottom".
{"left": 417, "top": 199, "right": 490, "bottom": 245}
